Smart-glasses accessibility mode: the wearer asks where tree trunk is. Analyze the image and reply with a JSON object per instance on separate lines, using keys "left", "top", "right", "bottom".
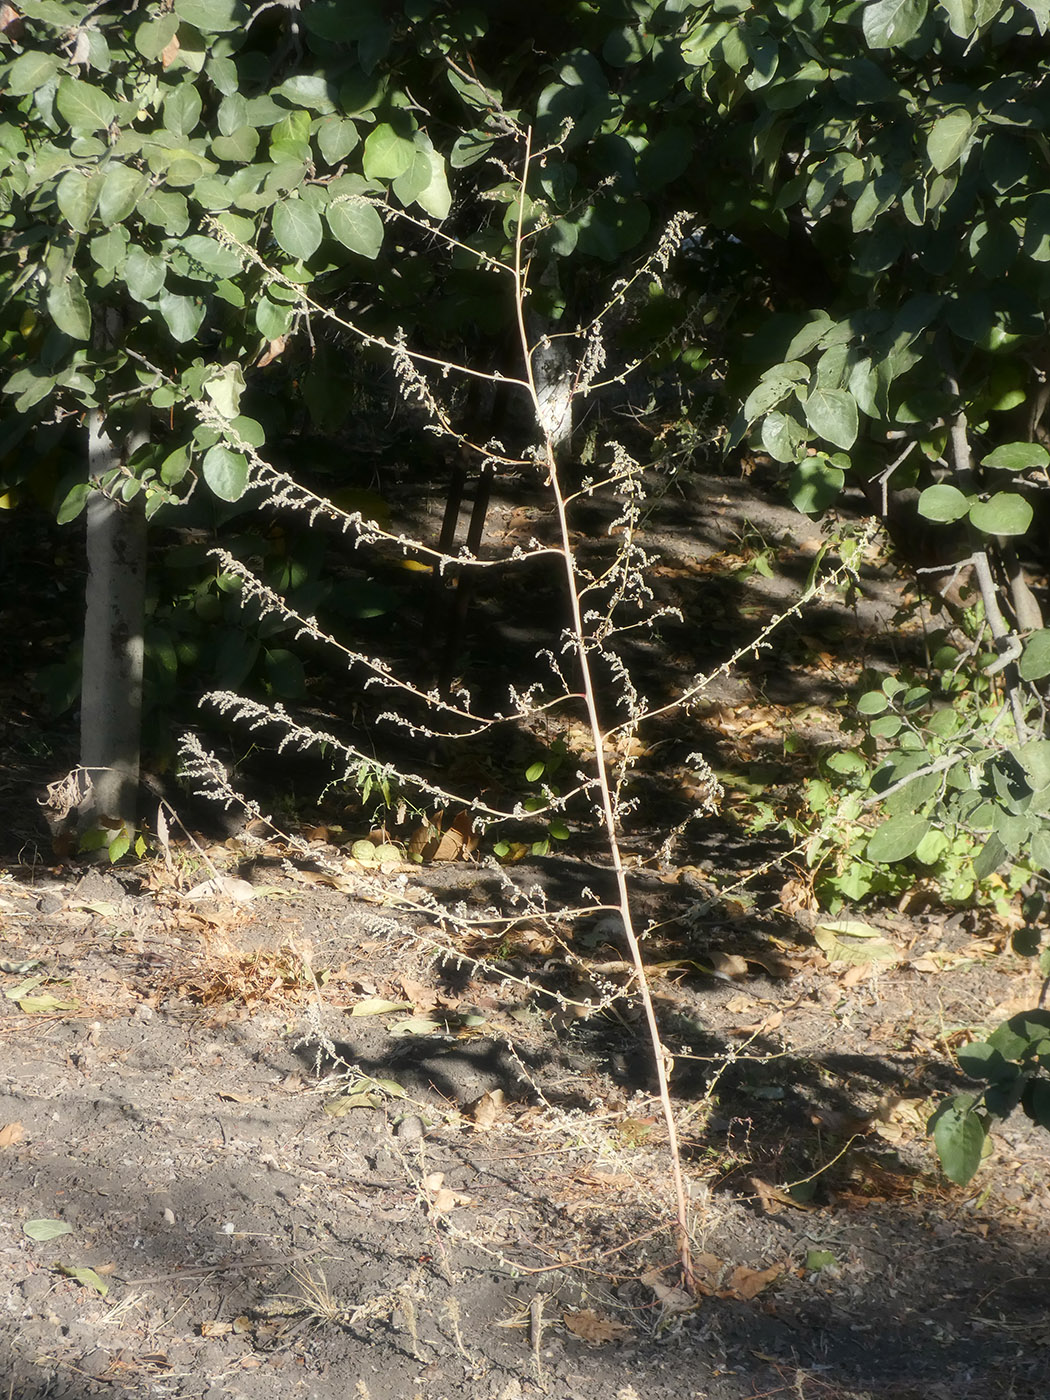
{"left": 78, "top": 407, "right": 148, "bottom": 836}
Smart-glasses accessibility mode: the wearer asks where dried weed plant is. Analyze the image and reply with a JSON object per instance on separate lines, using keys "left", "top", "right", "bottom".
{"left": 168, "top": 128, "right": 869, "bottom": 1290}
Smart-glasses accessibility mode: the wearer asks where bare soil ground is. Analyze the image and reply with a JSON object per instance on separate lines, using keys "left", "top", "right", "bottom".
{"left": 1, "top": 469, "right": 1049, "bottom": 1400}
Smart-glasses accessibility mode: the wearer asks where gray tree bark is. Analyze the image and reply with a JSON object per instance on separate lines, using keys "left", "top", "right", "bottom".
{"left": 78, "top": 407, "right": 148, "bottom": 835}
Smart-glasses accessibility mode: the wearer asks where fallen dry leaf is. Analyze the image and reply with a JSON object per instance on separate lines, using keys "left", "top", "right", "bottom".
{"left": 0, "top": 4, "right": 24, "bottom": 39}
{"left": 751, "top": 1176, "right": 815, "bottom": 1215}
{"left": 398, "top": 976, "right": 440, "bottom": 1009}
{"left": 0, "top": 1121, "right": 24, "bottom": 1148}
{"left": 640, "top": 1266, "right": 696, "bottom": 1314}
{"left": 691, "top": 1252, "right": 724, "bottom": 1293}
{"left": 725, "top": 1262, "right": 783, "bottom": 1300}
{"left": 707, "top": 951, "right": 749, "bottom": 979}
{"left": 201, "top": 1320, "right": 233, "bottom": 1338}
{"left": 563, "top": 1308, "right": 632, "bottom": 1344}
{"left": 256, "top": 335, "right": 287, "bottom": 367}
{"left": 468, "top": 1089, "right": 506, "bottom": 1129}
{"left": 726, "top": 994, "right": 757, "bottom": 1013}
{"left": 184, "top": 876, "right": 257, "bottom": 904}
{"left": 406, "top": 809, "right": 479, "bottom": 862}
{"left": 423, "top": 1172, "right": 471, "bottom": 1215}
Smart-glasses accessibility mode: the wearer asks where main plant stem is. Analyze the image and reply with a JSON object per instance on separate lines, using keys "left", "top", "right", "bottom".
{"left": 513, "top": 129, "right": 694, "bottom": 1288}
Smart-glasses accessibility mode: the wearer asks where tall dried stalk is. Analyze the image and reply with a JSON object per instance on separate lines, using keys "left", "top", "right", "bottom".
{"left": 178, "top": 129, "right": 868, "bottom": 1291}
{"left": 509, "top": 128, "right": 695, "bottom": 1284}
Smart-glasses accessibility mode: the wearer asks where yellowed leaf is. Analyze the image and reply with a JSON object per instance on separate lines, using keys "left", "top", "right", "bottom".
{"left": 563, "top": 1308, "right": 632, "bottom": 1344}
{"left": 351, "top": 997, "right": 412, "bottom": 1016}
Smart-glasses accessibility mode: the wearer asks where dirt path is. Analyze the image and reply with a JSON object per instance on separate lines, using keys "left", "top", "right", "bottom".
{"left": 1, "top": 856, "right": 1047, "bottom": 1400}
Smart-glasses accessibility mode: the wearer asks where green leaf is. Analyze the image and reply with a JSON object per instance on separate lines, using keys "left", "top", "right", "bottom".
{"left": 55, "top": 77, "right": 116, "bottom": 133}
{"left": 174, "top": 0, "right": 246, "bottom": 32}
{"left": 55, "top": 168, "right": 102, "bottom": 233}
{"left": 862, "top": 0, "right": 930, "bottom": 48}
{"left": 138, "top": 189, "right": 190, "bottom": 235}
{"left": 931, "top": 1097, "right": 986, "bottom": 1184}
{"left": 23, "top": 1219, "right": 74, "bottom": 1241}
{"left": 123, "top": 246, "right": 166, "bottom": 301}
{"left": 805, "top": 1249, "right": 839, "bottom": 1273}
{"left": 917, "top": 483, "right": 971, "bottom": 522}
{"left": 760, "top": 410, "right": 806, "bottom": 463}
{"left": 393, "top": 139, "right": 452, "bottom": 220}
{"left": 47, "top": 274, "right": 91, "bottom": 340}
{"left": 175, "top": 234, "right": 243, "bottom": 278}
{"left": 973, "top": 831, "right": 1007, "bottom": 880}
{"left": 202, "top": 444, "right": 249, "bottom": 501}
{"left": 968, "top": 492, "right": 1034, "bottom": 536}
{"left": 56, "top": 481, "right": 90, "bottom": 523}
{"left": 939, "top": 0, "right": 981, "bottom": 37}
{"left": 273, "top": 74, "right": 338, "bottom": 112}
{"left": 255, "top": 295, "right": 294, "bottom": 339}
{"left": 317, "top": 116, "right": 359, "bottom": 165}
{"left": 56, "top": 1264, "right": 108, "bottom": 1297}
{"left": 1019, "top": 630, "right": 1050, "bottom": 682}
{"left": 525, "top": 762, "right": 545, "bottom": 782}
{"left": 866, "top": 815, "right": 931, "bottom": 862}
{"left": 982, "top": 442, "right": 1050, "bottom": 471}
{"left": 264, "top": 647, "right": 306, "bottom": 698}
{"left": 272, "top": 199, "right": 323, "bottom": 260}
{"left": 271, "top": 108, "right": 312, "bottom": 160}
{"left": 108, "top": 830, "right": 130, "bottom": 862}
{"left": 98, "top": 164, "right": 148, "bottom": 224}
{"left": 163, "top": 81, "right": 203, "bottom": 137}
{"left": 156, "top": 290, "right": 205, "bottom": 343}
{"left": 326, "top": 199, "right": 384, "bottom": 259}
{"left": 89, "top": 226, "right": 128, "bottom": 270}
{"left": 203, "top": 364, "right": 245, "bottom": 419}
{"left": 788, "top": 459, "right": 844, "bottom": 514}
{"left": 802, "top": 387, "right": 858, "bottom": 449}
{"left": 7, "top": 50, "right": 63, "bottom": 96}
{"left": 160, "top": 445, "right": 190, "bottom": 486}
{"left": 135, "top": 13, "right": 179, "bottom": 59}
{"left": 856, "top": 690, "right": 889, "bottom": 715}
{"left": 362, "top": 123, "right": 417, "bottom": 180}
{"left": 927, "top": 111, "right": 973, "bottom": 172}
